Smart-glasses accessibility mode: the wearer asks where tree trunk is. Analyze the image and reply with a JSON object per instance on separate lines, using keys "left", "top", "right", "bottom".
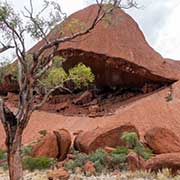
{"left": 7, "top": 132, "right": 23, "bottom": 180}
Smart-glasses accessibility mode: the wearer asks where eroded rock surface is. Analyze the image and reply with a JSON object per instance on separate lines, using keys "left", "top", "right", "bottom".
{"left": 144, "top": 127, "right": 180, "bottom": 154}
{"left": 145, "top": 153, "right": 180, "bottom": 174}
{"left": 74, "top": 124, "right": 138, "bottom": 153}
{"left": 32, "top": 129, "right": 71, "bottom": 160}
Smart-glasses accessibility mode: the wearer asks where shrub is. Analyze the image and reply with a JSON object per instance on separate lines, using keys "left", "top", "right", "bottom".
{"left": 0, "top": 61, "right": 18, "bottom": 83}
{"left": 64, "top": 152, "right": 89, "bottom": 172}
{"left": 21, "top": 145, "right": 32, "bottom": 157}
{"left": 38, "top": 129, "right": 47, "bottom": 136}
{"left": 121, "top": 132, "right": 153, "bottom": 160}
{"left": 68, "top": 63, "right": 95, "bottom": 90}
{"left": 0, "top": 149, "right": 7, "bottom": 160}
{"left": 40, "top": 60, "right": 95, "bottom": 91}
{"left": 111, "top": 146, "right": 129, "bottom": 155}
{"left": 22, "top": 156, "right": 56, "bottom": 171}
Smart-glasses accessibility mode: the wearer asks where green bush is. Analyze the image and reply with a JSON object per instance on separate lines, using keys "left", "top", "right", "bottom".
{"left": 41, "top": 60, "right": 95, "bottom": 91}
{"left": 38, "top": 129, "right": 47, "bottom": 136}
{"left": 111, "top": 146, "right": 129, "bottom": 155}
{"left": 68, "top": 63, "right": 95, "bottom": 90}
{"left": 21, "top": 145, "right": 32, "bottom": 157}
{"left": 121, "top": 132, "right": 153, "bottom": 160}
{"left": 0, "top": 149, "right": 7, "bottom": 160}
{"left": 0, "top": 61, "right": 18, "bottom": 83}
{"left": 22, "top": 156, "right": 56, "bottom": 171}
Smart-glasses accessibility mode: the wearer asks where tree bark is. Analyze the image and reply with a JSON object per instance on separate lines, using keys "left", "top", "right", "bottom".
{"left": 7, "top": 132, "right": 23, "bottom": 180}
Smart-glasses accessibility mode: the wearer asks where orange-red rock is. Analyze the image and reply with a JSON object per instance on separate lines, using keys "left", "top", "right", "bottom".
{"left": 32, "top": 129, "right": 71, "bottom": 160}
{"left": 54, "top": 129, "right": 72, "bottom": 161}
{"left": 74, "top": 124, "right": 139, "bottom": 153}
{"left": 48, "top": 168, "right": 69, "bottom": 180}
{"left": 31, "top": 132, "right": 59, "bottom": 158}
{"left": 29, "top": 4, "right": 180, "bottom": 88}
{"left": 127, "top": 152, "right": 145, "bottom": 171}
{"left": 145, "top": 127, "right": 180, "bottom": 154}
{"left": 145, "top": 153, "right": 180, "bottom": 174}
{"left": 84, "top": 161, "right": 96, "bottom": 175}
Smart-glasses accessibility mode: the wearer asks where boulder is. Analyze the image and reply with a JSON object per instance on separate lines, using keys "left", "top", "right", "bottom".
{"left": 31, "top": 132, "right": 59, "bottom": 158}
{"left": 127, "top": 152, "right": 145, "bottom": 171}
{"left": 32, "top": 129, "right": 71, "bottom": 160}
{"left": 145, "top": 153, "right": 180, "bottom": 175}
{"left": 48, "top": 168, "right": 70, "bottom": 180}
{"left": 74, "top": 124, "right": 139, "bottom": 153}
{"left": 84, "top": 161, "right": 96, "bottom": 175}
{"left": 54, "top": 129, "right": 72, "bottom": 161}
{"left": 29, "top": 5, "right": 180, "bottom": 89}
{"left": 144, "top": 127, "right": 180, "bottom": 154}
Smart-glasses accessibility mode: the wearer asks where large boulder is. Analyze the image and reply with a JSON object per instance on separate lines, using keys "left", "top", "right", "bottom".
{"left": 145, "top": 153, "right": 180, "bottom": 174}
{"left": 144, "top": 127, "right": 180, "bottom": 154}
{"left": 53, "top": 129, "right": 72, "bottom": 161}
{"left": 74, "top": 124, "right": 139, "bottom": 153}
{"left": 32, "top": 129, "right": 71, "bottom": 160}
{"left": 31, "top": 132, "right": 59, "bottom": 158}
{"left": 28, "top": 4, "right": 180, "bottom": 88}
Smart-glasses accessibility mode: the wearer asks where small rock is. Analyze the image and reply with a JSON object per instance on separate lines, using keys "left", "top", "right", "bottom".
{"left": 48, "top": 168, "right": 69, "bottom": 180}
{"left": 104, "top": 146, "right": 116, "bottom": 153}
{"left": 84, "top": 161, "right": 96, "bottom": 175}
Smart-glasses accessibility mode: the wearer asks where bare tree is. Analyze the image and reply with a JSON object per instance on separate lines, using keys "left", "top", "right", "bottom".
{"left": 0, "top": 0, "right": 137, "bottom": 179}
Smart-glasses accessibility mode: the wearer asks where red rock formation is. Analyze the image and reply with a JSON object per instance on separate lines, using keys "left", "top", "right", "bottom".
{"left": 145, "top": 153, "right": 180, "bottom": 174}
{"left": 145, "top": 127, "right": 180, "bottom": 154}
{"left": 74, "top": 124, "right": 138, "bottom": 153}
{"left": 28, "top": 4, "right": 180, "bottom": 88}
{"left": 31, "top": 129, "right": 71, "bottom": 160}
{"left": 31, "top": 132, "right": 59, "bottom": 158}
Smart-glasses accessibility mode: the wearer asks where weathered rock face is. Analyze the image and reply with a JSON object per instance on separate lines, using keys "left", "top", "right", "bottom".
{"left": 74, "top": 124, "right": 138, "bottom": 153}
{"left": 31, "top": 132, "right": 59, "bottom": 158}
{"left": 29, "top": 4, "right": 180, "bottom": 89}
{"left": 32, "top": 129, "right": 71, "bottom": 160}
{"left": 53, "top": 129, "right": 72, "bottom": 161}
{"left": 144, "top": 127, "right": 180, "bottom": 154}
{"left": 145, "top": 153, "right": 180, "bottom": 174}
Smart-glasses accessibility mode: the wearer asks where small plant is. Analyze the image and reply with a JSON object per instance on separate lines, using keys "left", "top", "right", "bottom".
{"left": 21, "top": 145, "right": 32, "bottom": 157}
{"left": 121, "top": 132, "right": 153, "bottom": 160}
{"left": 38, "top": 129, "right": 47, "bottom": 136}
{"left": 0, "top": 149, "right": 7, "bottom": 160}
{"left": 64, "top": 152, "right": 89, "bottom": 172}
{"left": 22, "top": 156, "right": 56, "bottom": 171}
{"left": 68, "top": 63, "right": 95, "bottom": 90}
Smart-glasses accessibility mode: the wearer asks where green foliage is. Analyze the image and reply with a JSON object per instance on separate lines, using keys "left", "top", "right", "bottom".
{"left": 41, "top": 60, "right": 95, "bottom": 90}
{"left": 68, "top": 63, "right": 95, "bottom": 90}
{"left": 64, "top": 152, "right": 89, "bottom": 172}
{"left": 111, "top": 146, "right": 129, "bottom": 155}
{"left": 121, "top": 132, "right": 139, "bottom": 149}
{"left": 22, "top": 156, "right": 56, "bottom": 171}
{"left": 0, "top": 149, "right": 7, "bottom": 160}
{"left": 38, "top": 129, "right": 47, "bottom": 136}
{"left": 21, "top": 145, "right": 32, "bottom": 157}
{"left": 0, "top": 61, "right": 18, "bottom": 83}
{"left": 121, "top": 132, "right": 153, "bottom": 160}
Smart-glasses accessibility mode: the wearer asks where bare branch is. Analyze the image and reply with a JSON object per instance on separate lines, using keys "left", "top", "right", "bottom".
{"left": 32, "top": 84, "right": 72, "bottom": 111}
{"left": 0, "top": 45, "right": 14, "bottom": 53}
